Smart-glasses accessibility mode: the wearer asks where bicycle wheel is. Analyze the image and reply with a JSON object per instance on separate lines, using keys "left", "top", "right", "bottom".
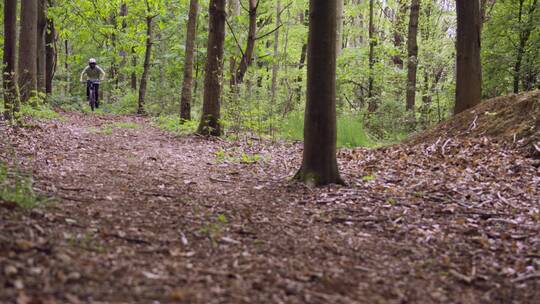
{"left": 89, "top": 88, "right": 96, "bottom": 111}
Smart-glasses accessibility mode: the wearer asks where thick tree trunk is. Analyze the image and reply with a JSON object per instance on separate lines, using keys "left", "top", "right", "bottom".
{"left": 270, "top": 0, "right": 281, "bottom": 103}
{"left": 180, "top": 0, "right": 199, "bottom": 121}
{"left": 455, "top": 0, "right": 482, "bottom": 114}
{"left": 18, "top": 0, "right": 39, "bottom": 105}
{"left": 3, "top": 0, "right": 19, "bottom": 121}
{"left": 295, "top": 0, "right": 344, "bottom": 186}
{"left": 37, "top": 0, "right": 47, "bottom": 93}
{"left": 197, "top": 0, "right": 226, "bottom": 136}
{"left": 45, "top": 6, "right": 56, "bottom": 95}
{"left": 137, "top": 16, "right": 154, "bottom": 115}
{"left": 232, "top": 0, "right": 259, "bottom": 86}
{"left": 406, "top": 0, "right": 420, "bottom": 112}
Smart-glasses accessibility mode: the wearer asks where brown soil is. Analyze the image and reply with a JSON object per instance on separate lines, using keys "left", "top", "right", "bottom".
{"left": 409, "top": 90, "right": 540, "bottom": 157}
{"left": 1, "top": 112, "right": 539, "bottom": 303}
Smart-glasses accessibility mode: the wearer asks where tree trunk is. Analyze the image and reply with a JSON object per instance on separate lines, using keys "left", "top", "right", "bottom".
{"left": 232, "top": 0, "right": 259, "bottom": 86}
{"left": 513, "top": 0, "right": 537, "bottom": 93}
{"left": 197, "top": 0, "right": 226, "bottom": 136}
{"left": 64, "top": 39, "right": 70, "bottom": 95}
{"left": 406, "top": 0, "right": 420, "bottom": 112}
{"left": 455, "top": 0, "right": 482, "bottom": 115}
{"left": 131, "top": 46, "right": 137, "bottom": 91}
{"left": 45, "top": 3, "right": 56, "bottom": 95}
{"left": 18, "top": 0, "right": 38, "bottom": 105}
{"left": 138, "top": 15, "right": 154, "bottom": 115}
{"left": 118, "top": 2, "right": 128, "bottom": 84}
{"left": 336, "top": 0, "right": 344, "bottom": 56}
{"left": 270, "top": 0, "right": 281, "bottom": 103}
{"left": 295, "top": 0, "right": 344, "bottom": 186}
{"left": 180, "top": 0, "right": 199, "bottom": 121}
{"left": 392, "top": 0, "right": 407, "bottom": 68}
{"left": 367, "top": 0, "right": 377, "bottom": 112}
{"left": 3, "top": 0, "right": 19, "bottom": 121}
{"left": 37, "top": 0, "right": 47, "bottom": 93}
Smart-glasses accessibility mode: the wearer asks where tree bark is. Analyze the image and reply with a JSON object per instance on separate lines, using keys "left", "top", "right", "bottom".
{"left": 513, "top": 0, "right": 537, "bottom": 93}
{"left": 118, "top": 2, "right": 128, "bottom": 84}
{"left": 180, "top": 0, "right": 199, "bottom": 121}
{"left": 336, "top": 0, "right": 344, "bottom": 56}
{"left": 37, "top": 0, "right": 47, "bottom": 93}
{"left": 392, "top": 0, "right": 407, "bottom": 68}
{"left": 232, "top": 0, "right": 259, "bottom": 86}
{"left": 18, "top": 0, "right": 39, "bottom": 105}
{"left": 406, "top": 0, "right": 420, "bottom": 112}
{"left": 131, "top": 46, "right": 137, "bottom": 91}
{"left": 45, "top": 1, "right": 56, "bottom": 95}
{"left": 197, "top": 0, "right": 226, "bottom": 136}
{"left": 367, "top": 0, "right": 377, "bottom": 112}
{"left": 137, "top": 15, "right": 154, "bottom": 115}
{"left": 455, "top": 0, "right": 482, "bottom": 114}
{"left": 295, "top": 0, "right": 344, "bottom": 186}
{"left": 3, "top": 0, "right": 19, "bottom": 121}
{"left": 270, "top": 0, "right": 281, "bottom": 103}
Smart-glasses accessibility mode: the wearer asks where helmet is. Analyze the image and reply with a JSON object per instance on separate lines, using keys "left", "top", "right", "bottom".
{"left": 89, "top": 58, "right": 97, "bottom": 64}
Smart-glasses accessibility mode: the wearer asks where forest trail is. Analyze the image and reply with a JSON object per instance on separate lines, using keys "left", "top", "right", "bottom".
{"left": 1, "top": 112, "right": 539, "bottom": 303}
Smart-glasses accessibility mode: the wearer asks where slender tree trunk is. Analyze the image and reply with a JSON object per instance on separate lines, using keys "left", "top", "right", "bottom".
{"left": 367, "top": 0, "right": 377, "bottom": 112}
{"left": 137, "top": 15, "right": 154, "bottom": 115}
{"left": 336, "top": 0, "right": 344, "bottom": 56}
{"left": 232, "top": 0, "right": 259, "bottom": 86}
{"left": 19, "top": 0, "right": 39, "bottom": 105}
{"left": 270, "top": 0, "right": 281, "bottom": 103}
{"left": 197, "top": 0, "right": 226, "bottom": 136}
{"left": 3, "top": 0, "right": 19, "bottom": 121}
{"left": 131, "top": 46, "right": 137, "bottom": 90}
{"left": 64, "top": 39, "right": 70, "bottom": 95}
{"left": 295, "top": 0, "right": 344, "bottom": 186}
{"left": 406, "top": 0, "right": 420, "bottom": 112}
{"left": 392, "top": 0, "right": 407, "bottom": 68}
{"left": 45, "top": 1, "right": 56, "bottom": 95}
{"left": 180, "top": 0, "right": 199, "bottom": 121}
{"left": 118, "top": 2, "right": 128, "bottom": 84}
{"left": 455, "top": 0, "right": 482, "bottom": 114}
{"left": 37, "top": 0, "right": 47, "bottom": 93}
{"left": 513, "top": 0, "right": 537, "bottom": 93}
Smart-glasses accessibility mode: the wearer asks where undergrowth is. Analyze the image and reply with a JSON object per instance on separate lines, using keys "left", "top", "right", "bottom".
{"left": 0, "top": 162, "right": 44, "bottom": 209}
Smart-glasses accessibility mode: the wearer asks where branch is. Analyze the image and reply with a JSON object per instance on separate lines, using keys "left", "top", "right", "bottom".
{"left": 225, "top": 17, "right": 246, "bottom": 58}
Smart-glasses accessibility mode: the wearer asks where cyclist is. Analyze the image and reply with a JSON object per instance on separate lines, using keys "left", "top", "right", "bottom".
{"left": 80, "top": 58, "right": 106, "bottom": 109}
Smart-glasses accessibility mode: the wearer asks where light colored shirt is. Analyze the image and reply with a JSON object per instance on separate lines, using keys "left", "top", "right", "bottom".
{"left": 80, "top": 65, "right": 106, "bottom": 81}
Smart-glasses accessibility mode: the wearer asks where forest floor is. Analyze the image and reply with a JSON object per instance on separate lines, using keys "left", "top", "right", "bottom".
{"left": 0, "top": 104, "right": 539, "bottom": 303}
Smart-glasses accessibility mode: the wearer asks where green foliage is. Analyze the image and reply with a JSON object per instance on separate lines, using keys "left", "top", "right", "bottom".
{"left": 152, "top": 115, "right": 198, "bottom": 135}
{"left": 280, "top": 112, "right": 375, "bottom": 148}
{"left": 214, "top": 147, "right": 264, "bottom": 164}
{"left": 111, "top": 122, "right": 141, "bottom": 129}
{"left": 20, "top": 104, "right": 62, "bottom": 121}
{"left": 0, "top": 162, "right": 43, "bottom": 209}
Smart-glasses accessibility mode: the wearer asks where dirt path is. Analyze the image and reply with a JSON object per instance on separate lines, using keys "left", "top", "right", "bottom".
{"left": 1, "top": 112, "right": 539, "bottom": 303}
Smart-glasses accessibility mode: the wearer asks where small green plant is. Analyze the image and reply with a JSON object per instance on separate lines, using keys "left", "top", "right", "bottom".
{"left": 152, "top": 115, "right": 198, "bottom": 135}
{"left": 214, "top": 148, "right": 264, "bottom": 164}
{"left": 199, "top": 214, "right": 228, "bottom": 246}
{"left": 0, "top": 162, "right": 43, "bottom": 209}
{"left": 362, "top": 174, "right": 376, "bottom": 182}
